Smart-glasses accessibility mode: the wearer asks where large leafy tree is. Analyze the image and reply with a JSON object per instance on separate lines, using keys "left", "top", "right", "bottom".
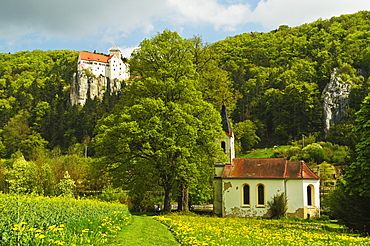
{"left": 190, "top": 36, "right": 237, "bottom": 112}
{"left": 94, "top": 31, "right": 223, "bottom": 212}
{"left": 328, "top": 94, "right": 370, "bottom": 233}
{"left": 345, "top": 94, "right": 370, "bottom": 196}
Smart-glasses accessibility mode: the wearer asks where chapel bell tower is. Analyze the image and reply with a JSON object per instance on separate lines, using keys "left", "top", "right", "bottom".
{"left": 216, "top": 103, "right": 235, "bottom": 163}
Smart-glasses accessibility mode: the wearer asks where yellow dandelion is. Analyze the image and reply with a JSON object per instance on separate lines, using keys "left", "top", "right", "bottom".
{"left": 48, "top": 225, "right": 56, "bottom": 231}
{"left": 35, "top": 233, "right": 46, "bottom": 238}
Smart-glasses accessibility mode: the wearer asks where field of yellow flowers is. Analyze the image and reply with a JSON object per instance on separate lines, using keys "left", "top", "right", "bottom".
{"left": 155, "top": 213, "right": 370, "bottom": 246}
{"left": 0, "top": 193, "right": 131, "bottom": 245}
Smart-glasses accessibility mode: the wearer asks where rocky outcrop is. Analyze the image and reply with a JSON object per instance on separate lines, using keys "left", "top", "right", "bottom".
{"left": 323, "top": 68, "right": 351, "bottom": 137}
{"left": 70, "top": 71, "right": 122, "bottom": 106}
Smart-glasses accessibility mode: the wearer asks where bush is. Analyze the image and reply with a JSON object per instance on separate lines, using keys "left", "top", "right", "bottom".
{"left": 128, "top": 190, "right": 156, "bottom": 212}
{"left": 267, "top": 192, "right": 288, "bottom": 219}
{"left": 98, "top": 184, "right": 129, "bottom": 204}
{"left": 55, "top": 171, "right": 76, "bottom": 197}
{"left": 327, "top": 181, "right": 370, "bottom": 234}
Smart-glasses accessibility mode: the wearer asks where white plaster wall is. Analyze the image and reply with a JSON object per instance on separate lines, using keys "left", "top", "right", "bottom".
{"left": 222, "top": 178, "right": 320, "bottom": 218}
{"left": 108, "top": 55, "right": 129, "bottom": 81}
{"left": 120, "top": 63, "right": 130, "bottom": 80}
{"left": 215, "top": 132, "right": 234, "bottom": 163}
{"left": 79, "top": 60, "right": 93, "bottom": 71}
{"left": 286, "top": 179, "right": 320, "bottom": 218}
{"left": 108, "top": 55, "right": 119, "bottom": 79}
{"left": 230, "top": 133, "right": 235, "bottom": 161}
{"left": 303, "top": 179, "right": 320, "bottom": 208}
{"left": 222, "top": 179, "right": 285, "bottom": 217}
{"left": 285, "top": 179, "right": 304, "bottom": 214}
{"left": 213, "top": 178, "right": 223, "bottom": 215}
{"left": 91, "top": 62, "right": 106, "bottom": 76}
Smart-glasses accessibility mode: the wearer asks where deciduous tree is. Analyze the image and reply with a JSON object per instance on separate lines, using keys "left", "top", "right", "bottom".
{"left": 95, "top": 31, "right": 223, "bottom": 212}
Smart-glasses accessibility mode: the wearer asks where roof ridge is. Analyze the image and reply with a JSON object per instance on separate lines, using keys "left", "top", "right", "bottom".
{"left": 302, "top": 162, "right": 320, "bottom": 179}
{"left": 283, "top": 160, "right": 288, "bottom": 178}
{"left": 300, "top": 161, "right": 304, "bottom": 177}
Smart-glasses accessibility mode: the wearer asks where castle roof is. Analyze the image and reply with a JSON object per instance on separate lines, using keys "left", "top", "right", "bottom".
{"left": 79, "top": 51, "right": 109, "bottom": 63}
{"left": 109, "top": 44, "right": 120, "bottom": 52}
{"left": 222, "top": 158, "right": 320, "bottom": 179}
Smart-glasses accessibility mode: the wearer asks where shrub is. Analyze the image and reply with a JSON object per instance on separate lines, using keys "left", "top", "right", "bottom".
{"left": 267, "top": 192, "right": 288, "bottom": 219}
{"left": 128, "top": 190, "right": 156, "bottom": 212}
{"left": 55, "top": 171, "right": 76, "bottom": 197}
{"left": 98, "top": 184, "right": 129, "bottom": 204}
{"left": 327, "top": 181, "right": 370, "bottom": 234}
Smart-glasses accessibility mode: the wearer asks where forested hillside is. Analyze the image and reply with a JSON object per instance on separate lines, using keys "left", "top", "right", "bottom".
{"left": 2, "top": 11, "right": 370, "bottom": 218}
{"left": 213, "top": 10, "right": 370, "bottom": 147}
{"left": 0, "top": 50, "right": 122, "bottom": 159}
{"left": 1, "top": 11, "right": 370, "bottom": 158}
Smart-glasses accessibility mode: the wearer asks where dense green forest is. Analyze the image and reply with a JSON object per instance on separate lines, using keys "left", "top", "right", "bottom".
{"left": 212, "top": 10, "right": 370, "bottom": 147}
{"left": 2, "top": 11, "right": 370, "bottom": 158}
{"left": 2, "top": 11, "right": 370, "bottom": 229}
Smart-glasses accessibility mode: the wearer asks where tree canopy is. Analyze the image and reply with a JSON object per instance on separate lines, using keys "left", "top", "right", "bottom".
{"left": 94, "top": 31, "right": 224, "bottom": 211}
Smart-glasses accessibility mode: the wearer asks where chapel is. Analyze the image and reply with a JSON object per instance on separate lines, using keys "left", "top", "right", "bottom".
{"left": 213, "top": 105, "right": 320, "bottom": 219}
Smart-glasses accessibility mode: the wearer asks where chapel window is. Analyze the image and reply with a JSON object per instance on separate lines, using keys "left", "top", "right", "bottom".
{"left": 257, "top": 184, "right": 265, "bottom": 206}
{"left": 307, "top": 185, "right": 313, "bottom": 206}
{"left": 243, "top": 184, "right": 250, "bottom": 205}
{"left": 221, "top": 141, "right": 226, "bottom": 153}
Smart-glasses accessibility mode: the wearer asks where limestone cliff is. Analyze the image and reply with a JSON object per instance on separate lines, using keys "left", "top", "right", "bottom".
{"left": 323, "top": 68, "right": 351, "bottom": 137}
{"left": 70, "top": 71, "right": 122, "bottom": 106}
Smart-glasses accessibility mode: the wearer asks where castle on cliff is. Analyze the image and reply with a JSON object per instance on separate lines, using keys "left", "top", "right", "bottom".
{"left": 70, "top": 45, "right": 130, "bottom": 106}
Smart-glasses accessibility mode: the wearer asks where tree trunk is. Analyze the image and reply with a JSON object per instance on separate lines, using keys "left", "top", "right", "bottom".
{"left": 163, "top": 187, "right": 172, "bottom": 212}
{"left": 182, "top": 185, "right": 189, "bottom": 212}
{"left": 177, "top": 194, "right": 183, "bottom": 212}
{"left": 177, "top": 185, "right": 189, "bottom": 212}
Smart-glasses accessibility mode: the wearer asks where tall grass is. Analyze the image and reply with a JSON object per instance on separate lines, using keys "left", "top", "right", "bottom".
{"left": 0, "top": 193, "right": 131, "bottom": 245}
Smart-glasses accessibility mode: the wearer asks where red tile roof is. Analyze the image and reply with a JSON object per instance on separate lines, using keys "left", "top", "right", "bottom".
{"left": 222, "top": 158, "right": 319, "bottom": 179}
{"left": 79, "top": 51, "right": 109, "bottom": 63}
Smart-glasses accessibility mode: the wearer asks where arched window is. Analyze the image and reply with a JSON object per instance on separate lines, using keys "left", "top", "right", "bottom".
{"left": 221, "top": 141, "right": 226, "bottom": 153}
{"left": 257, "top": 184, "right": 265, "bottom": 206}
{"left": 243, "top": 184, "right": 250, "bottom": 205}
{"left": 307, "top": 185, "right": 313, "bottom": 206}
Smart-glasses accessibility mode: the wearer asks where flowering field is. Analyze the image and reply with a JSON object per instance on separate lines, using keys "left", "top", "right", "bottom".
{"left": 155, "top": 214, "right": 370, "bottom": 246}
{"left": 0, "top": 193, "right": 131, "bottom": 245}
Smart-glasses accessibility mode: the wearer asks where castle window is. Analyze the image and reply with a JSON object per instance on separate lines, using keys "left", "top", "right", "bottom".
{"left": 257, "top": 184, "right": 265, "bottom": 206}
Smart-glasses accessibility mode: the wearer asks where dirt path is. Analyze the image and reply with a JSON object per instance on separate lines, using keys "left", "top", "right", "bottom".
{"left": 107, "top": 215, "right": 179, "bottom": 246}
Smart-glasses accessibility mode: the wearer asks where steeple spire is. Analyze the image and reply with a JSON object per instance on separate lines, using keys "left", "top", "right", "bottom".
{"left": 221, "top": 103, "right": 232, "bottom": 135}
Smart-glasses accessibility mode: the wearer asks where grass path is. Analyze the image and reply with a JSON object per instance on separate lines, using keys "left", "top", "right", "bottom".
{"left": 107, "top": 215, "right": 179, "bottom": 246}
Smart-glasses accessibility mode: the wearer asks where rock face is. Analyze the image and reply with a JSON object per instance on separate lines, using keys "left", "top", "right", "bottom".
{"left": 70, "top": 71, "right": 121, "bottom": 106}
{"left": 323, "top": 68, "right": 351, "bottom": 137}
